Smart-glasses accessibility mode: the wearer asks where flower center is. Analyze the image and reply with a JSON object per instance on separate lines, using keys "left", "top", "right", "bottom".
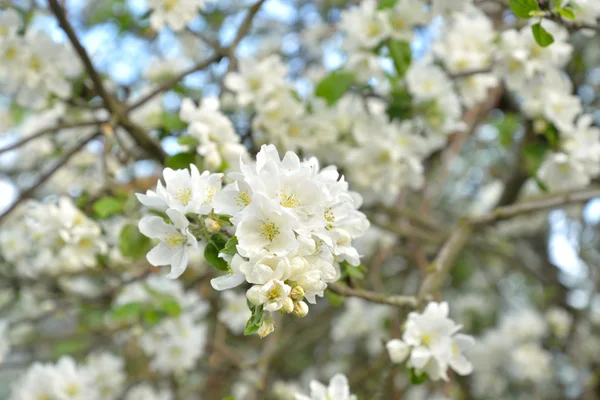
{"left": 175, "top": 188, "right": 192, "bottom": 205}
{"left": 163, "top": 0, "right": 177, "bottom": 11}
{"left": 235, "top": 190, "right": 251, "bottom": 207}
{"left": 422, "top": 333, "right": 433, "bottom": 346}
{"left": 268, "top": 284, "right": 282, "bottom": 300}
{"left": 66, "top": 383, "right": 80, "bottom": 396}
{"left": 324, "top": 208, "right": 335, "bottom": 230}
{"left": 164, "top": 233, "right": 186, "bottom": 248}
{"left": 280, "top": 191, "right": 299, "bottom": 208}
{"left": 260, "top": 219, "right": 280, "bottom": 242}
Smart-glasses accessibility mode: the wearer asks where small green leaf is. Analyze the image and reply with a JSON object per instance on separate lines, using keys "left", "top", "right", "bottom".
{"left": 164, "top": 152, "right": 196, "bottom": 170}
{"left": 325, "top": 290, "right": 345, "bottom": 307}
{"left": 244, "top": 304, "right": 264, "bottom": 335}
{"left": 161, "top": 112, "right": 187, "bottom": 131}
{"left": 221, "top": 236, "right": 238, "bottom": 256}
{"left": 535, "top": 177, "right": 549, "bottom": 192}
{"left": 204, "top": 234, "right": 230, "bottom": 271}
{"left": 119, "top": 223, "right": 152, "bottom": 260}
{"left": 378, "top": 0, "right": 398, "bottom": 9}
{"left": 92, "top": 196, "right": 124, "bottom": 219}
{"left": 510, "top": 0, "right": 540, "bottom": 18}
{"left": 409, "top": 368, "right": 429, "bottom": 385}
{"left": 315, "top": 71, "right": 355, "bottom": 106}
{"left": 532, "top": 23, "right": 555, "bottom": 47}
{"left": 177, "top": 136, "right": 199, "bottom": 148}
{"left": 159, "top": 298, "right": 182, "bottom": 317}
{"left": 523, "top": 141, "right": 550, "bottom": 175}
{"left": 557, "top": 7, "right": 576, "bottom": 20}
{"left": 386, "top": 88, "right": 413, "bottom": 121}
{"left": 387, "top": 40, "right": 412, "bottom": 78}
{"left": 111, "top": 302, "right": 144, "bottom": 321}
{"left": 143, "top": 309, "right": 161, "bottom": 326}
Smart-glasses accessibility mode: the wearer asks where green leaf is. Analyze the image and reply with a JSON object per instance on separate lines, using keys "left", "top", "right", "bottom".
{"left": 532, "top": 23, "right": 555, "bottom": 47}
{"left": 340, "top": 261, "right": 365, "bottom": 280}
{"left": 221, "top": 236, "right": 238, "bottom": 256}
{"left": 92, "top": 196, "right": 124, "bottom": 219}
{"left": 161, "top": 112, "right": 187, "bottom": 131}
{"left": 387, "top": 40, "right": 412, "bottom": 78}
{"left": 386, "top": 87, "right": 413, "bottom": 121}
{"left": 494, "top": 113, "right": 520, "bottom": 148}
{"left": 143, "top": 309, "right": 162, "bottom": 326}
{"left": 557, "top": 7, "right": 576, "bottom": 20}
{"left": 325, "top": 289, "right": 345, "bottom": 307}
{"left": 510, "top": 0, "right": 540, "bottom": 18}
{"left": 159, "top": 297, "right": 182, "bottom": 317}
{"left": 119, "top": 223, "right": 152, "bottom": 260}
{"left": 111, "top": 302, "right": 144, "bottom": 321}
{"left": 315, "top": 71, "right": 355, "bottom": 106}
{"left": 177, "top": 136, "right": 199, "bottom": 148}
{"left": 409, "top": 368, "right": 429, "bottom": 385}
{"left": 523, "top": 141, "right": 550, "bottom": 175}
{"left": 204, "top": 234, "right": 230, "bottom": 271}
{"left": 244, "top": 304, "right": 264, "bottom": 335}
{"left": 51, "top": 337, "right": 90, "bottom": 359}
{"left": 378, "top": 0, "right": 398, "bottom": 9}
{"left": 535, "top": 177, "right": 549, "bottom": 192}
{"left": 164, "top": 152, "right": 196, "bottom": 170}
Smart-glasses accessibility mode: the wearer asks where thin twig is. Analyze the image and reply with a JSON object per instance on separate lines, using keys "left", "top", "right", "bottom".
{"left": 47, "top": 0, "right": 116, "bottom": 110}
{"left": 416, "top": 187, "right": 600, "bottom": 300}
{"left": 127, "top": 53, "right": 224, "bottom": 112}
{"left": 0, "top": 120, "right": 106, "bottom": 155}
{"left": 0, "top": 132, "right": 100, "bottom": 224}
{"left": 328, "top": 283, "right": 418, "bottom": 308}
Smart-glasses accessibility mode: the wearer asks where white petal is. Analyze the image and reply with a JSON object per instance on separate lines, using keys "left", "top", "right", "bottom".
{"left": 410, "top": 346, "right": 431, "bottom": 369}
{"left": 328, "top": 374, "right": 350, "bottom": 400}
{"left": 386, "top": 339, "right": 410, "bottom": 364}
{"left": 166, "top": 248, "right": 188, "bottom": 279}
{"left": 166, "top": 208, "right": 189, "bottom": 230}
{"left": 210, "top": 272, "right": 246, "bottom": 291}
{"left": 139, "top": 216, "right": 175, "bottom": 239}
{"left": 449, "top": 355, "right": 473, "bottom": 376}
{"left": 146, "top": 242, "right": 173, "bottom": 267}
{"left": 136, "top": 192, "right": 167, "bottom": 210}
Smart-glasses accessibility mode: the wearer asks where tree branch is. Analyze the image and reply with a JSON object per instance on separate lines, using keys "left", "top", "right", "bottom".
{"left": 417, "top": 187, "right": 600, "bottom": 300}
{"left": 0, "top": 132, "right": 100, "bottom": 224}
{"left": 47, "top": 0, "right": 116, "bottom": 110}
{"left": 328, "top": 283, "right": 418, "bottom": 308}
{"left": 126, "top": 53, "right": 224, "bottom": 112}
{"left": 0, "top": 120, "right": 107, "bottom": 155}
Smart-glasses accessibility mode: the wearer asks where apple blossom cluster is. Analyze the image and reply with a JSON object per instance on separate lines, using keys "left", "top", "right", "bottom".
{"left": 137, "top": 144, "right": 369, "bottom": 335}
{"left": 111, "top": 275, "right": 209, "bottom": 374}
{"left": 0, "top": 9, "right": 81, "bottom": 109}
{"left": 0, "top": 197, "right": 106, "bottom": 278}
{"left": 386, "top": 302, "right": 475, "bottom": 382}
{"left": 432, "top": 5, "right": 600, "bottom": 193}
{"left": 496, "top": 21, "right": 600, "bottom": 191}
{"left": 9, "top": 353, "right": 129, "bottom": 400}
{"left": 294, "top": 373, "right": 356, "bottom": 400}
{"left": 179, "top": 97, "right": 250, "bottom": 172}
{"left": 147, "top": 0, "right": 208, "bottom": 32}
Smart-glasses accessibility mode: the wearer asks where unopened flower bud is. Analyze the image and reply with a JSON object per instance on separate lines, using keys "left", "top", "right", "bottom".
{"left": 290, "top": 285, "right": 305, "bottom": 300}
{"left": 246, "top": 285, "right": 261, "bottom": 305}
{"left": 533, "top": 119, "right": 548, "bottom": 134}
{"left": 258, "top": 318, "right": 275, "bottom": 338}
{"left": 293, "top": 301, "right": 309, "bottom": 317}
{"left": 282, "top": 297, "right": 294, "bottom": 313}
{"left": 204, "top": 218, "right": 220, "bottom": 233}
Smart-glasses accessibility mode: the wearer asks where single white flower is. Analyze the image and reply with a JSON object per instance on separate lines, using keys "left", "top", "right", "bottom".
{"left": 295, "top": 373, "right": 357, "bottom": 400}
{"left": 138, "top": 209, "right": 198, "bottom": 279}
